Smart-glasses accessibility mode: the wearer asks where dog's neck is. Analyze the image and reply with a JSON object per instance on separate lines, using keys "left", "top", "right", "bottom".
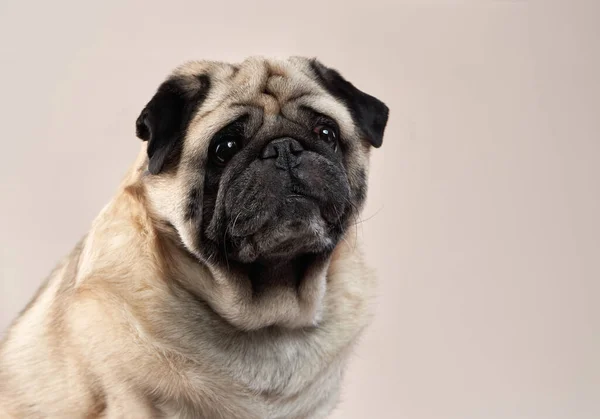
{"left": 155, "top": 225, "right": 332, "bottom": 330}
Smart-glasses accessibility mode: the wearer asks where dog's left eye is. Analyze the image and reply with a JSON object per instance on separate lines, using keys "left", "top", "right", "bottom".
{"left": 314, "top": 125, "right": 338, "bottom": 149}
{"left": 211, "top": 137, "right": 241, "bottom": 166}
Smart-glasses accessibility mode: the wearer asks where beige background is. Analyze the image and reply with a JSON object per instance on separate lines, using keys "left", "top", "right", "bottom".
{"left": 1, "top": 1, "right": 599, "bottom": 418}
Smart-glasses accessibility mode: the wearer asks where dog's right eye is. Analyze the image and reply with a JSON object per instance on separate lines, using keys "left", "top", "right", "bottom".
{"left": 211, "top": 137, "right": 241, "bottom": 166}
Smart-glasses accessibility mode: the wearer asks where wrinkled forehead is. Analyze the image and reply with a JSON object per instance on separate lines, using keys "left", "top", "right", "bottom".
{"left": 175, "top": 57, "right": 356, "bottom": 140}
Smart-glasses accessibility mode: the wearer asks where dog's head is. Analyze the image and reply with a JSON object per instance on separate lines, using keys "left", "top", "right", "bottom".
{"left": 136, "top": 57, "right": 388, "bottom": 329}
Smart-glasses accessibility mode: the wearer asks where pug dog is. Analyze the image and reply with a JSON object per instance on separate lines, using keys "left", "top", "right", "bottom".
{"left": 0, "top": 56, "right": 389, "bottom": 419}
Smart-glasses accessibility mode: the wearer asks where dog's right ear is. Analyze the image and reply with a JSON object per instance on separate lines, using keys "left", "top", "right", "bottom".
{"left": 136, "top": 75, "right": 210, "bottom": 175}
{"left": 309, "top": 59, "right": 389, "bottom": 149}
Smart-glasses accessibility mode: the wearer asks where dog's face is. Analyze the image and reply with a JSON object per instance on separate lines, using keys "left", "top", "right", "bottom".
{"left": 136, "top": 57, "right": 388, "bottom": 322}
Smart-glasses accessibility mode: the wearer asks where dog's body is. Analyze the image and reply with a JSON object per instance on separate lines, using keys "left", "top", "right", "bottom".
{"left": 0, "top": 57, "right": 388, "bottom": 418}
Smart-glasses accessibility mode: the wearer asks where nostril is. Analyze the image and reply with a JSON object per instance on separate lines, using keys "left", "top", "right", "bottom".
{"left": 290, "top": 139, "right": 304, "bottom": 154}
{"left": 261, "top": 142, "right": 278, "bottom": 159}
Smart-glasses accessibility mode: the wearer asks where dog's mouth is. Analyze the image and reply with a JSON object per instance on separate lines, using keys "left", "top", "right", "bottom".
{"left": 225, "top": 193, "right": 339, "bottom": 263}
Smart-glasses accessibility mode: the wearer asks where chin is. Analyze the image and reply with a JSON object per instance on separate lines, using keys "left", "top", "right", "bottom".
{"left": 231, "top": 208, "right": 338, "bottom": 264}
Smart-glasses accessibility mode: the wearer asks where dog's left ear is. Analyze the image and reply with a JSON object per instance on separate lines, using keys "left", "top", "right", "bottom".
{"left": 310, "top": 59, "right": 389, "bottom": 148}
{"left": 136, "top": 75, "right": 210, "bottom": 174}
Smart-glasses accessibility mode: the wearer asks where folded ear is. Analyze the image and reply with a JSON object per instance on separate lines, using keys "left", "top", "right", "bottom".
{"left": 310, "top": 59, "right": 389, "bottom": 148}
{"left": 136, "top": 75, "right": 210, "bottom": 174}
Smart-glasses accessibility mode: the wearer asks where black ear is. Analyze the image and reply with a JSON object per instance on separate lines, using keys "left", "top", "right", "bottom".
{"left": 310, "top": 59, "right": 389, "bottom": 148}
{"left": 136, "top": 75, "right": 210, "bottom": 174}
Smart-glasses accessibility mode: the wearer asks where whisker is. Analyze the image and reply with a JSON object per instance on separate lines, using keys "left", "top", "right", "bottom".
{"left": 349, "top": 205, "right": 384, "bottom": 226}
{"left": 231, "top": 213, "right": 242, "bottom": 233}
{"left": 331, "top": 203, "right": 353, "bottom": 251}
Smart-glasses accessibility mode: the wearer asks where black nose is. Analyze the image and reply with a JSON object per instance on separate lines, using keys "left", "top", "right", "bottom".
{"left": 260, "top": 137, "right": 304, "bottom": 170}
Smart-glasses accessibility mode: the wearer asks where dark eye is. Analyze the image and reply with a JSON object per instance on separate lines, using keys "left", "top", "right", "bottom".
{"left": 211, "top": 137, "right": 241, "bottom": 166}
{"left": 314, "top": 125, "right": 338, "bottom": 149}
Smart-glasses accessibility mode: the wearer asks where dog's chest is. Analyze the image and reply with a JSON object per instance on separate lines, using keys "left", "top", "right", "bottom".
{"left": 164, "top": 333, "right": 346, "bottom": 418}
{"left": 221, "top": 336, "right": 344, "bottom": 416}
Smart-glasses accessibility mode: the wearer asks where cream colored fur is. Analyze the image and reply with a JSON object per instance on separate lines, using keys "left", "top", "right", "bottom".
{"left": 0, "top": 57, "right": 377, "bottom": 419}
